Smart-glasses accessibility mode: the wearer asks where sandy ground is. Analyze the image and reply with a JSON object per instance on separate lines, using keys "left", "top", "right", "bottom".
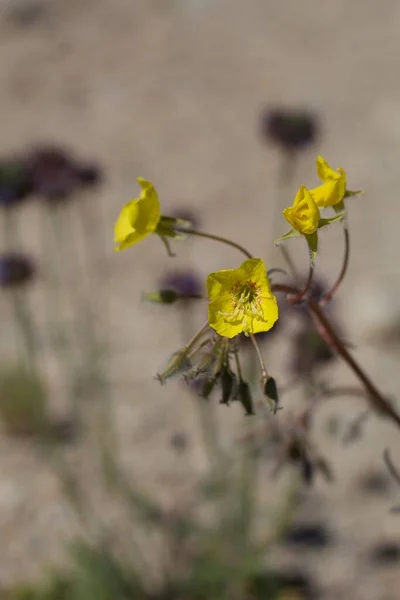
{"left": 1, "top": 0, "right": 400, "bottom": 597}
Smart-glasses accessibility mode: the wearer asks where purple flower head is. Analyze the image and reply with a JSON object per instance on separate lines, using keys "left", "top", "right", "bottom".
{"left": 27, "top": 145, "right": 103, "bottom": 203}
{"left": 0, "top": 253, "right": 36, "bottom": 288}
{"left": 160, "top": 269, "right": 203, "bottom": 298}
{"left": 0, "top": 157, "right": 33, "bottom": 208}
{"left": 260, "top": 107, "right": 319, "bottom": 153}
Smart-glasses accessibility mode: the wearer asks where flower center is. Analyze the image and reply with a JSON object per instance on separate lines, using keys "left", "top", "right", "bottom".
{"left": 223, "top": 279, "right": 265, "bottom": 334}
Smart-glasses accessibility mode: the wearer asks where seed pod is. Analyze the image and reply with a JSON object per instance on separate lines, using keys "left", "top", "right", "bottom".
{"left": 201, "top": 373, "right": 219, "bottom": 399}
{"left": 220, "top": 367, "right": 236, "bottom": 405}
{"left": 262, "top": 376, "right": 279, "bottom": 414}
{"left": 236, "top": 379, "right": 255, "bottom": 416}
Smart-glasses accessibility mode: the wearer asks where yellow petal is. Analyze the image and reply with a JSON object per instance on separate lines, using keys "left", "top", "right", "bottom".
{"left": 113, "top": 177, "right": 161, "bottom": 251}
{"left": 316, "top": 155, "right": 337, "bottom": 182}
{"left": 206, "top": 258, "right": 279, "bottom": 338}
{"left": 208, "top": 296, "right": 243, "bottom": 339}
{"left": 251, "top": 294, "right": 279, "bottom": 334}
{"left": 206, "top": 269, "right": 241, "bottom": 302}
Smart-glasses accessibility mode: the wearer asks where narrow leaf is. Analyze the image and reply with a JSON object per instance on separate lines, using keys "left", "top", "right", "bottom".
{"left": 274, "top": 228, "right": 301, "bottom": 245}
{"left": 318, "top": 212, "right": 346, "bottom": 228}
{"left": 344, "top": 189, "right": 364, "bottom": 198}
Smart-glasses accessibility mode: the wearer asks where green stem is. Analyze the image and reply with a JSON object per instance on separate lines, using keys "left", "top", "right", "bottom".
{"left": 177, "top": 228, "right": 253, "bottom": 260}
{"left": 233, "top": 342, "right": 243, "bottom": 381}
{"left": 10, "top": 289, "right": 37, "bottom": 372}
{"left": 279, "top": 245, "right": 301, "bottom": 283}
{"left": 184, "top": 321, "right": 210, "bottom": 353}
{"left": 249, "top": 334, "right": 268, "bottom": 381}
{"left": 2, "top": 209, "right": 38, "bottom": 371}
{"left": 320, "top": 223, "right": 350, "bottom": 306}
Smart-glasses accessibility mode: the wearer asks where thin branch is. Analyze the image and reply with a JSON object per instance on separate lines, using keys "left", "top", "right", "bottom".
{"left": 383, "top": 448, "right": 400, "bottom": 487}
{"left": 250, "top": 334, "right": 268, "bottom": 381}
{"left": 287, "top": 264, "right": 314, "bottom": 304}
{"left": 320, "top": 223, "right": 350, "bottom": 306}
{"left": 177, "top": 228, "right": 253, "bottom": 260}
{"left": 271, "top": 281, "right": 400, "bottom": 430}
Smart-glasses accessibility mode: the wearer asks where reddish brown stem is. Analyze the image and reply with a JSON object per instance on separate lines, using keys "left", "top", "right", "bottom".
{"left": 272, "top": 282, "right": 400, "bottom": 430}
{"left": 287, "top": 264, "right": 314, "bottom": 304}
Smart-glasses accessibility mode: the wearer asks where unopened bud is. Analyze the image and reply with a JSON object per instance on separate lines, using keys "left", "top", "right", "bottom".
{"left": 220, "top": 368, "right": 236, "bottom": 405}
{"left": 262, "top": 376, "right": 279, "bottom": 414}
{"left": 201, "top": 373, "right": 220, "bottom": 399}
{"left": 157, "top": 350, "right": 191, "bottom": 384}
{"left": 236, "top": 379, "right": 254, "bottom": 416}
{"left": 143, "top": 289, "right": 178, "bottom": 304}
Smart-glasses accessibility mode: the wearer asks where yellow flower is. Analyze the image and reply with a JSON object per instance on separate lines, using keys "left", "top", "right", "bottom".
{"left": 114, "top": 177, "right": 161, "bottom": 251}
{"left": 206, "top": 258, "right": 279, "bottom": 338}
{"left": 282, "top": 185, "right": 320, "bottom": 235}
{"left": 310, "top": 155, "right": 346, "bottom": 208}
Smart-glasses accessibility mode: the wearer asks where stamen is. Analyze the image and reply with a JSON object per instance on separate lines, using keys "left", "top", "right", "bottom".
{"left": 218, "top": 279, "right": 266, "bottom": 330}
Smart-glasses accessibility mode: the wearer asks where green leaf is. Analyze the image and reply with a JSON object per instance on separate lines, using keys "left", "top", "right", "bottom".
{"left": 160, "top": 214, "right": 192, "bottom": 227}
{"left": 344, "top": 188, "right": 364, "bottom": 198}
{"left": 156, "top": 215, "right": 191, "bottom": 239}
{"left": 333, "top": 200, "right": 345, "bottom": 213}
{"left": 318, "top": 212, "right": 346, "bottom": 229}
{"left": 305, "top": 232, "right": 318, "bottom": 263}
{"left": 158, "top": 234, "right": 176, "bottom": 257}
{"left": 274, "top": 228, "right": 301, "bottom": 245}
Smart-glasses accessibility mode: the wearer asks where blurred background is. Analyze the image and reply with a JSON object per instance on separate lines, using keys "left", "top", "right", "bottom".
{"left": 1, "top": 0, "right": 400, "bottom": 598}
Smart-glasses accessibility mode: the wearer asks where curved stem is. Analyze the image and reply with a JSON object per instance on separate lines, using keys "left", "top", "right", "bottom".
{"left": 250, "top": 334, "right": 268, "bottom": 380}
{"left": 307, "top": 297, "right": 400, "bottom": 429}
{"left": 177, "top": 228, "right": 253, "bottom": 260}
{"left": 383, "top": 448, "right": 400, "bottom": 487}
{"left": 271, "top": 281, "right": 400, "bottom": 430}
{"left": 279, "top": 245, "right": 301, "bottom": 284}
{"left": 320, "top": 224, "right": 350, "bottom": 306}
{"left": 288, "top": 264, "right": 314, "bottom": 304}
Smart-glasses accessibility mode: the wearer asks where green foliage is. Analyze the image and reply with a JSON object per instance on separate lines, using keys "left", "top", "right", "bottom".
{"left": 0, "top": 365, "right": 48, "bottom": 437}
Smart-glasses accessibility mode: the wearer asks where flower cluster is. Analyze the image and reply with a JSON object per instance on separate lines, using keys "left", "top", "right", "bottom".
{"left": 275, "top": 156, "right": 362, "bottom": 262}
{"left": 113, "top": 157, "right": 400, "bottom": 432}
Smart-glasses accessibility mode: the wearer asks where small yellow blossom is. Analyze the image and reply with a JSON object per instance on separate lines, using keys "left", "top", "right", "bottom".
{"left": 206, "top": 258, "right": 279, "bottom": 338}
{"left": 114, "top": 177, "right": 161, "bottom": 251}
{"left": 282, "top": 185, "right": 320, "bottom": 235}
{"left": 310, "top": 156, "right": 346, "bottom": 208}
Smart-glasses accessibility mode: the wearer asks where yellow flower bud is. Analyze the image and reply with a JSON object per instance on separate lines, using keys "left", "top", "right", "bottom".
{"left": 282, "top": 186, "right": 320, "bottom": 235}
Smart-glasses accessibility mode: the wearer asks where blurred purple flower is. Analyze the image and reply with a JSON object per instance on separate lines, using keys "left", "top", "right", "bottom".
{"left": 260, "top": 107, "right": 319, "bottom": 153}
{"left": 0, "top": 253, "right": 36, "bottom": 288}
{"left": 160, "top": 269, "right": 203, "bottom": 298}
{"left": 0, "top": 157, "right": 33, "bottom": 208}
{"left": 27, "top": 145, "right": 103, "bottom": 203}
